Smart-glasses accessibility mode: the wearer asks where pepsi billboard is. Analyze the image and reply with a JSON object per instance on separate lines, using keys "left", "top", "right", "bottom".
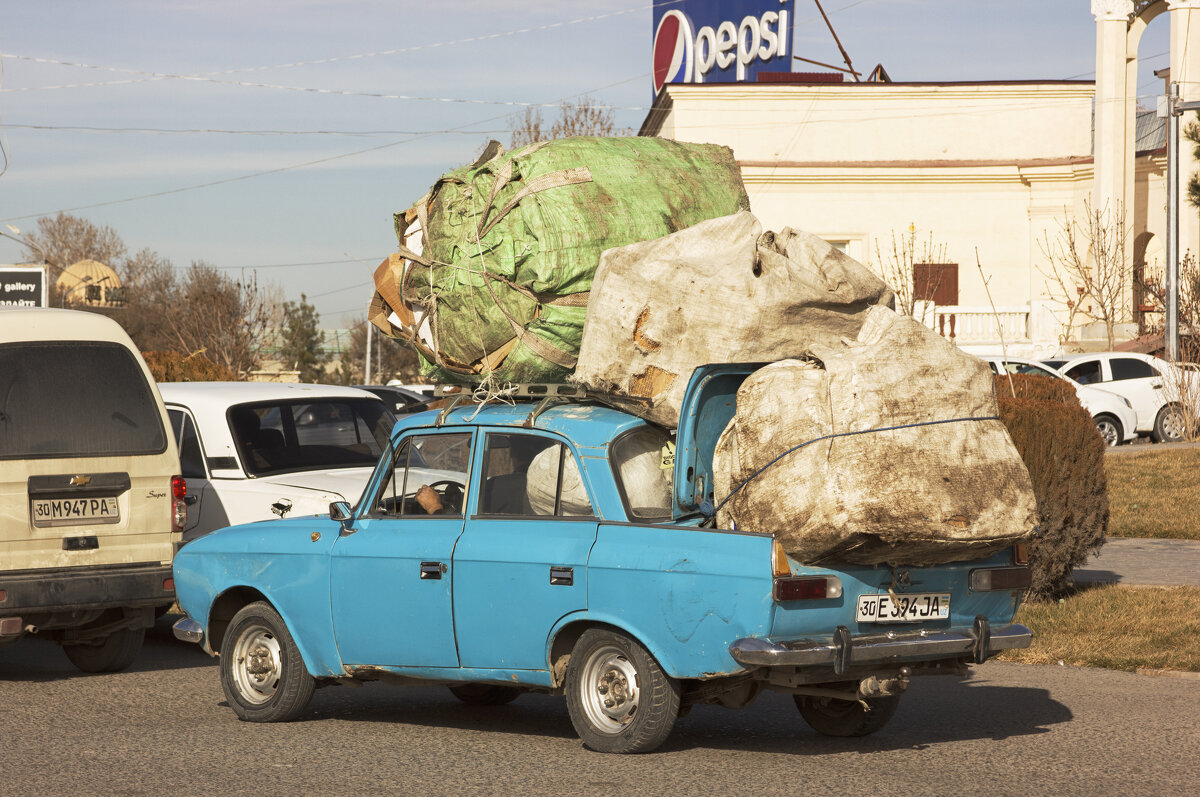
{"left": 652, "top": 0, "right": 795, "bottom": 94}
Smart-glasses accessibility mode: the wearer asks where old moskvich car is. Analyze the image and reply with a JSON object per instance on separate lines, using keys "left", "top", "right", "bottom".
{"left": 172, "top": 366, "right": 1032, "bottom": 753}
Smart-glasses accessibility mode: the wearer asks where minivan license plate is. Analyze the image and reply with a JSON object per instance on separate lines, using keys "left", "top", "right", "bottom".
{"left": 856, "top": 593, "right": 951, "bottom": 623}
{"left": 31, "top": 497, "right": 120, "bottom": 527}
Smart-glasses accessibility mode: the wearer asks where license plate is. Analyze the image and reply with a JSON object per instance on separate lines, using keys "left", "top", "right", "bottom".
{"left": 31, "top": 496, "right": 120, "bottom": 527}
{"left": 856, "top": 592, "right": 951, "bottom": 623}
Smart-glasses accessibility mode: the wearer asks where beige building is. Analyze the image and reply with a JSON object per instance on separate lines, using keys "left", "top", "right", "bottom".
{"left": 640, "top": 0, "right": 1200, "bottom": 359}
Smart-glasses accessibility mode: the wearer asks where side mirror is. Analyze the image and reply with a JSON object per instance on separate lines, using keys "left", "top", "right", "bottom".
{"left": 329, "top": 501, "right": 352, "bottom": 522}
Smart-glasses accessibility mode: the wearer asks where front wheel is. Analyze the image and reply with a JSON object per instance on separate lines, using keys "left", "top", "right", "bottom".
{"left": 1093, "top": 414, "right": 1123, "bottom": 447}
{"left": 62, "top": 626, "right": 144, "bottom": 673}
{"left": 220, "top": 602, "right": 314, "bottom": 722}
{"left": 564, "top": 629, "right": 680, "bottom": 754}
{"left": 1153, "top": 404, "right": 1186, "bottom": 443}
{"left": 795, "top": 690, "right": 900, "bottom": 737}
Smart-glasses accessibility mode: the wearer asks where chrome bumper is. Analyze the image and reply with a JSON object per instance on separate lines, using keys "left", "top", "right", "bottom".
{"left": 172, "top": 617, "right": 204, "bottom": 644}
{"left": 730, "top": 621, "right": 1032, "bottom": 672}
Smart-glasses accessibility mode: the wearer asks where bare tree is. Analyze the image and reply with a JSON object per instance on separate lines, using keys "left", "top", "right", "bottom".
{"left": 510, "top": 95, "right": 629, "bottom": 148}
{"left": 161, "top": 264, "right": 278, "bottom": 376}
{"left": 330, "top": 318, "right": 421, "bottom": 385}
{"left": 1039, "top": 200, "right": 1132, "bottom": 349}
{"left": 869, "top": 223, "right": 949, "bottom": 322}
{"left": 21, "top": 212, "right": 127, "bottom": 274}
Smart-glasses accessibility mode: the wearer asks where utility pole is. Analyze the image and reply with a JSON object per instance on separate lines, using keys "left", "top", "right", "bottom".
{"left": 1162, "top": 81, "right": 1200, "bottom": 361}
{"left": 364, "top": 321, "right": 373, "bottom": 385}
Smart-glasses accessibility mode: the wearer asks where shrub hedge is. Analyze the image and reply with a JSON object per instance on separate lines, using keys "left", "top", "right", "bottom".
{"left": 995, "top": 374, "right": 1108, "bottom": 600}
{"left": 142, "top": 350, "right": 236, "bottom": 383}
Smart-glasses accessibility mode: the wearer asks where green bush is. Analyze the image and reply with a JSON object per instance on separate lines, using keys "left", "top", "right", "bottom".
{"left": 995, "top": 374, "right": 1108, "bottom": 600}
{"left": 142, "top": 350, "right": 237, "bottom": 383}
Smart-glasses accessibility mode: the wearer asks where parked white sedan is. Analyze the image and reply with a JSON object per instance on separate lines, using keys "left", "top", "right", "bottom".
{"left": 980, "top": 356, "right": 1138, "bottom": 446}
{"left": 160, "top": 382, "right": 396, "bottom": 541}
{"left": 1054, "top": 352, "right": 1198, "bottom": 443}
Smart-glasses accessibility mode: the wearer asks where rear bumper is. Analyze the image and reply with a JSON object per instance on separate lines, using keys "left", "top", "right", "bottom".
{"left": 0, "top": 563, "right": 174, "bottom": 615}
{"left": 730, "top": 621, "right": 1032, "bottom": 672}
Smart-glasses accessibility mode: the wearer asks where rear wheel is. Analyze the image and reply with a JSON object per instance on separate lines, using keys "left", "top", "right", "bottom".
{"left": 220, "top": 602, "right": 314, "bottom": 722}
{"left": 1153, "top": 404, "right": 1186, "bottom": 443}
{"left": 565, "top": 629, "right": 679, "bottom": 754}
{"left": 62, "top": 626, "right": 144, "bottom": 673}
{"left": 1093, "top": 414, "right": 1123, "bottom": 447}
{"left": 448, "top": 684, "right": 521, "bottom": 706}
{"left": 794, "top": 690, "right": 900, "bottom": 737}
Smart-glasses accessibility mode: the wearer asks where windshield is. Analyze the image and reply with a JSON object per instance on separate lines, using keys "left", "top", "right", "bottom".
{"left": 228, "top": 398, "right": 394, "bottom": 476}
{"left": 610, "top": 426, "right": 674, "bottom": 520}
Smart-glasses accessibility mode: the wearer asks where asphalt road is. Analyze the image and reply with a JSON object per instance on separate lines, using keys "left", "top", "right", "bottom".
{"left": 2, "top": 617, "right": 1198, "bottom": 796}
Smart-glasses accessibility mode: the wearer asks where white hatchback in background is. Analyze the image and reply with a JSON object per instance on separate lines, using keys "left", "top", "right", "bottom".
{"left": 1054, "top": 352, "right": 1198, "bottom": 443}
{"left": 159, "top": 383, "right": 396, "bottom": 542}
{"left": 980, "top": 356, "right": 1138, "bottom": 447}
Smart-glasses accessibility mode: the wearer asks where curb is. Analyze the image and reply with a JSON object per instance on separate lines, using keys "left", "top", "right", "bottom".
{"left": 1134, "top": 667, "right": 1200, "bottom": 680}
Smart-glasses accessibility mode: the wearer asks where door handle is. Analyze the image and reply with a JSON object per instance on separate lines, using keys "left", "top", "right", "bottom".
{"left": 421, "top": 561, "right": 447, "bottom": 579}
{"left": 550, "top": 566, "right": 574, "bottom": 586}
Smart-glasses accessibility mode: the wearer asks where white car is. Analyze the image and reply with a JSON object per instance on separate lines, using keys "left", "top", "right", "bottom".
{"left": 980, "top": 356, "right": 1138, "bottom": 447}
{"left": 160, "top": 382, "right": 397, "bottom": 541}
{"left": 1054, "top": 352, "right": 1198, "bottom": 443}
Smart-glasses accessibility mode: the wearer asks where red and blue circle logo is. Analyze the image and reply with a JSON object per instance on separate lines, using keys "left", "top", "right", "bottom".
{"left": 652, "top": 10, "right": 694, "bottom": 94}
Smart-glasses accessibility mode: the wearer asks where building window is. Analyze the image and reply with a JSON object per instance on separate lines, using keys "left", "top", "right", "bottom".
{"left": 913, "top": 263, "right": 959, "bottom": 306}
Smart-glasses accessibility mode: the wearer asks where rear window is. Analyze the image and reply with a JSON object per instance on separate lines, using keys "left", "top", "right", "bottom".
{"left": 0, "top": 341, "right": 167, "bottom": 460}
{"left": 229, "top": 398, "right": 394, "bottom": 476}
{"left": 611, "top": 426, "right": 674, "bottom": 520}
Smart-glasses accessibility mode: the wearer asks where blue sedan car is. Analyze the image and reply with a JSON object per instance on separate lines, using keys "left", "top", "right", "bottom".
{"left": 172, "top": 366, "right": 1032, "bottom": 754}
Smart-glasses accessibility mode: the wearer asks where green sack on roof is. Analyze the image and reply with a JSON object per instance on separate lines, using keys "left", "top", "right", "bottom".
{"left": 369, "top": 136, "right": 749, "bottom": 385}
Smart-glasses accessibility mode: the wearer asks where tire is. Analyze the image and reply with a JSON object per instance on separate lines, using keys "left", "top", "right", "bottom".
{"left": 220, "top": 602, "right": 314, "bottom": 722}
{"left": 564, "top": 629, "right": 680, "bottom": 754}
{"left": 1152, "top": 404, "right": 1186, "bottom": 443}
{"left": 794, "top": 689, "right": 900, "bottom": 737}
{"left": 448, "top": 684, "right": 522, "bottom": 706}
{"left": 1093, "top": 414, "right": 1123, "bottom": 447}
{"left": 62, "top": 626, "right": 145, "bottom": 673}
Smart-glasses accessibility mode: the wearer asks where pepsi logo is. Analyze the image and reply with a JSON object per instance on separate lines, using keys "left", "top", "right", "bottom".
{"left": 653, "top": 10, "right": 694, "bottom": 94}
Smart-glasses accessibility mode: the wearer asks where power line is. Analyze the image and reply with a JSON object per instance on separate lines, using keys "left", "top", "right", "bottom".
{"left": 0, "top": 123, "right": 511, "bottom": 137}
{"left": 0, "top": 4, "right": 663, "bottom": 79}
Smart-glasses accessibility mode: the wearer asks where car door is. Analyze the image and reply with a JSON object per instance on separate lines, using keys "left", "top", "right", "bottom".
{"left": 329, "top": 430, "right": 473, "bottom": 667}
{"left": 1105, "top": 357, "right": 1168, "bottom": 430}
{"left": 452, "top": 431, "right": 599, "bottom": 671}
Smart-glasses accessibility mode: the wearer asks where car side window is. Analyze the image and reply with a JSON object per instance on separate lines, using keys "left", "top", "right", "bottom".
{"left": 370, "top": 432, "right": 471, "bottom": 518}
{"left": 1064, "top": 361, "right": 1102, "bottom": 385}
{"left": 1109, "top": 358, "right": 1158, "bottom": 381}
{"left": 168, "top": 409, "right": 207, "bottom": 479}
{"left": 478, "top": 433, "right": 593, "bottom": 518}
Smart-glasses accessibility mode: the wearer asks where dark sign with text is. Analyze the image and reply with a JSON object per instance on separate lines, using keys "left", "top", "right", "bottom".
{"left": 0, "top": 266, "right": 48, "bottom": 308}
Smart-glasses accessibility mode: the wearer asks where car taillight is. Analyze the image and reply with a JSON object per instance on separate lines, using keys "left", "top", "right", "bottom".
{"left": 773, "top": 575, "right": 843, "bottom": 602}
{"left": 1012, "top": 542, "right": 1030, "bottom": 565}
{"left": 171, "top": 475, "right": 188, "bottom": 534}
{"left": 968, "top": 566, "right": 1032, "bottom": 592}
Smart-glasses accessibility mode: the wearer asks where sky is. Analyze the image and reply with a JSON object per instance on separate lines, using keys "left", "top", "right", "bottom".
{"left": 0, "top": 0, "right": 1175, "bottom": 328}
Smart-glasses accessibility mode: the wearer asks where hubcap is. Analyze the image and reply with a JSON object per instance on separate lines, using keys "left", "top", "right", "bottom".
{"left": 579, "top": 645, "right": 640, "bottom": 733}
{"left": 1096, "top": 420, "right": 1118, "bottom": 446}
{"left": 1163, "top": 411, "right": 1185, "bottom": 441}
{"left": 231, "top": 623, "right": 282, "bottom": 704}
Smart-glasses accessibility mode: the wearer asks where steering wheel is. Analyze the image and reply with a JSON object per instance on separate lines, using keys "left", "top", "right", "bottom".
{"left": 426, "top": 479, "right": 465, "bottom": 512}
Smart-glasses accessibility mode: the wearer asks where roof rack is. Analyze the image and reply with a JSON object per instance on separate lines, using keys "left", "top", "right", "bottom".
{"left": 429, "top": 382, "right": 652, "bottom": 428}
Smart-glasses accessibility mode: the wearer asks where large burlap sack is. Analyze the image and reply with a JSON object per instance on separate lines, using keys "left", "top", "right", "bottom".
{"left": 712, "top": 306, "right": 1038, "bottom": 566}
{"left": 368, "top": 137, "right": 748, "bottom": 385}
{"left": 571, "top": 211, "right": 894, "bottom": 427}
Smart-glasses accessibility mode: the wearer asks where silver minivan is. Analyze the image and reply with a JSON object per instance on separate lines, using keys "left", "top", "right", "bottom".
{"left": 1, "top": 308, "right": 185, "bottom": 671}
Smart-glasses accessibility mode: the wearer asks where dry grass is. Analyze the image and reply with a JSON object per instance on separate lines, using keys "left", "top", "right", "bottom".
{"left": 1105, "top": 446, "right": 1200, "bottom": 540}
{"left": 997, "top": 585, "right": 1200, "bottom": 672}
